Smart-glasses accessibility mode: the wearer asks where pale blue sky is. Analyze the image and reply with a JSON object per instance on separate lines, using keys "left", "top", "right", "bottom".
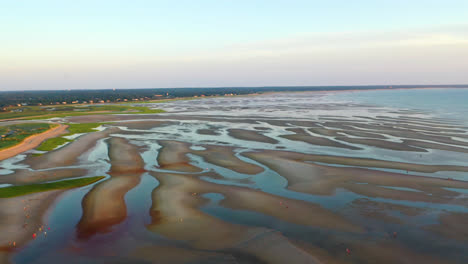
{"left": 1, "top": 0, "right": 467, "bottom": 90}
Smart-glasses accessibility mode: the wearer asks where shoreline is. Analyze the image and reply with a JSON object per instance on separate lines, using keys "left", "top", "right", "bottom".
{"left": 0, "top": 124, "right": 68, "bottom": 161}
{"left": 258, "top": 86, "right": 468, "bottom": 97}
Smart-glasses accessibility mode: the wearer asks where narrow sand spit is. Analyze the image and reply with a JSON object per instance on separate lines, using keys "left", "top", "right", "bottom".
{"left": 157, "top": 141, "right": 202, "bottom": 173}
{"left": 402, "top": 139, "right": 468, "bottom": 154}
{"left": 365, "top": 127, "right": 468, "bottom": 146}
{"left": 77, "top": 137, "right": 144, "bottom": 239}
{"left": 244, "top": 149, "right": 468, "bottom": 173}
{"left": 334, "top": 136, "right": 426, "bottom": 152}
{"left": 338, "top": 129, "right": 389, "bottom": 139}
{"left": 189, "top": 144, "right": 264, "bottom": 174}
{"left": 244, "top": 151, "right": 468, "bottom": 203}
{"left": 395, "top": 123, "right": 467, "bottom": 133}
{"left": 26, "top": 127, "right": 120, "bottom": 170}
{"left": 0, "top": 190, "right": 64, "bottom": 264}
{"left": 148, "top": 172, "right": 334, "bottom": 263}
{"left": 243, "top": 150, "right": 468, "bottom": 204}
{"left": 325, "top": 120, "right": 466, "bottom": 136}
{"left": 227, "top": 128, "right": 279, "bottom": 144}
{"left": 196, "top": 128, "right": 220, "bottom": 135}
{"left": 262, "top": 119, "right": 320, "bottom": 127}
{"left": 0, "top": 124, "right": 68, "bottom": 161}
{"left": 366, "top": 115, "right": 466, "bottom": 128}
{"left": 281, "top": 128, "right": 361, "bottom": 150}
{"left": 343, "top": 130, "right": 387, "bottom": 139}
{"left": 308, "top": 127, "right": 346, "bottom": 137}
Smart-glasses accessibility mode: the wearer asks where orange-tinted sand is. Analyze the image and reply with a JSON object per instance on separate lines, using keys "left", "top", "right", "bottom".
{"left": 0, "top": 124, "right": 68, "bottom": 161}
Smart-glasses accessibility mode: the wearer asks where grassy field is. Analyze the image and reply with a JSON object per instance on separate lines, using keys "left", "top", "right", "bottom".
{"left": 0, "top": 123, "right": 55, "bottom": 150}
{"left": 36, "top": 123, "right": 107, "bottom": 151}
{"left": 0, "top": 104, "right": 165, "bottom": 121}
{"left": 0, "top": 176, "right": 105, "bottom": 198}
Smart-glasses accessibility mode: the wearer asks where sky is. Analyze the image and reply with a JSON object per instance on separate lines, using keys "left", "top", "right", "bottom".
{"left": 1, "top": 0, "right": 467, "bottom": 90}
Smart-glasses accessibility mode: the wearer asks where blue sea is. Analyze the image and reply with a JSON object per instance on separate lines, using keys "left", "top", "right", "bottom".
{"left": 332, "top": 88, "right": 468, "bottom": 124}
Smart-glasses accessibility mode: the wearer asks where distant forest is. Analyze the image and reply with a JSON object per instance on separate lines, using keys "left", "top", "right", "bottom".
{"left": 1, "top": 85, "right": 467, "bottom": 107}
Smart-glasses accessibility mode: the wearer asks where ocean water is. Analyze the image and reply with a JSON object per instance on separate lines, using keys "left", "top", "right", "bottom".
{"left": 331, "top": 88, "right": 468, "bottom": 123}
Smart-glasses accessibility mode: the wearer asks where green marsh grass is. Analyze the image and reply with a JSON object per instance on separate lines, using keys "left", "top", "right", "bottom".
{"left": 0, "top": 176, "right": 105, "bottom": 198}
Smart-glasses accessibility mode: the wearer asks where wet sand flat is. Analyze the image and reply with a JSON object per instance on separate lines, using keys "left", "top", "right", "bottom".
{"left": 338, "top": 129, "right": 389, "bottom": 139}
{"left": 147, "top": 171, "right": 349, "bottom": 263}
{"left": 0, "top": 190, "right": 64, "bottom": 262}
{"left": 4, "top": 91, "right": 468, "bottom": 264}
{"left": 426, "top": 212, "right": 468, "bottom": 242}
{"left": 243, "top": 150, "right": 468, "bottom": 204}
{"left": 157, "top": 140, "right": 203, "bottom": 172}
{"left": 228, "top": 129, "right": 279, "bottom": 144}
{"left": 26, "top": 127, "right": 120, "bottom": 170}
{"left": 196, "top": 128, "right": 221, "bottom": 135}
{"left": 402, "top": 139, "right": 468, "bottom": 154}
{"left": 350, "top": 199, "right": 413, "bottom": 224}
{"left": 77, "top": 137, "right": 144, "bottom": 239}
{"left": 309, "top": 126, "right": 388, "bottom": 139}
{"left": 335, "top": 136, "right": 426, "bottom": 152}
{"left": 244, "top": 149, "right": 468, "bottom": 173}
{"left": 281, "top": 128, "right": 361, "bottom": 150}
{"left": 190, "top": 144, "right": 264, "bottom": 174}
{"left": 149, "top": 171, "right": 361, "bottom": 234}
{"left": 294, "top": 237, "right": 452, "bottom": 264}
{"left": 130, "top": 245, "right": 246, "bottom": 264}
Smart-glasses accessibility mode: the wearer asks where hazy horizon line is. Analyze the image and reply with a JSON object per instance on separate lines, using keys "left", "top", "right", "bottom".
{"left": 1, "top": 84, "right": 468, "bottom": 92}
